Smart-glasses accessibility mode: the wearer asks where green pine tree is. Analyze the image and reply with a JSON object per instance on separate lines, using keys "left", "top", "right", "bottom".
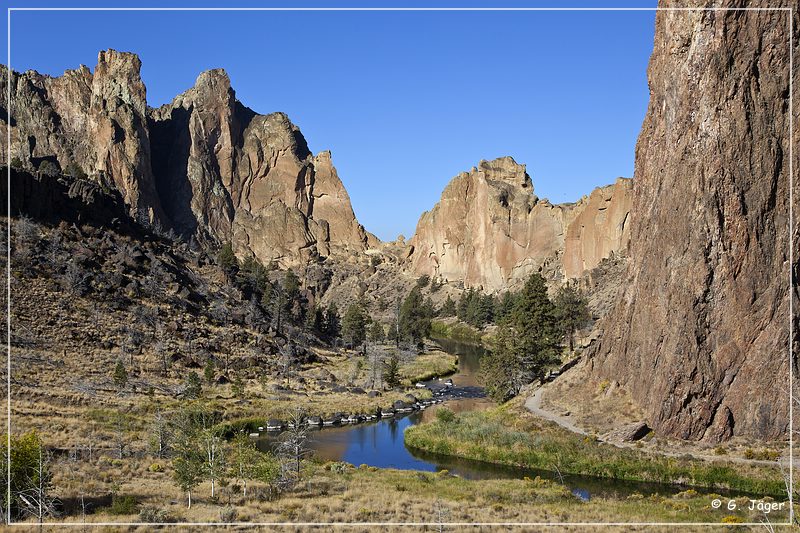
{"left": 113, "top": 360, "right": 128, "bottom": 391}
{"left": 185, "top": 371, "right": 202, "bottom": 399}
{"left": 480, "top": 273, "right": 559, "bottom": 402}
{"left": 553, "top": 281, "right": 592, "bottom": 352}
{"left": 383, "top": 355, "right": 401, "bottom": 389}
{"left": 342, "top": 302, "right": 367, "bottom": 348}
{"left": 217, "top": 243, "right": 239, "bottom": 282}
{"left": 440, "top": 295, "right": 457, "bottom": 317}
{"left": 204, "top": 358, "right": 215, "bottom": 385}
{"left": 399, "top": 287, "right": 431, "bottom": 347}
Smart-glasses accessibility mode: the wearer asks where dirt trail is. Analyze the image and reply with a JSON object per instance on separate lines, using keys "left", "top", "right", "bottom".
{"left": 524, "top": 384, "right": 780, "bottom": 467}
{"left": 524, "top": 386, "right": 587, "bottom": 436}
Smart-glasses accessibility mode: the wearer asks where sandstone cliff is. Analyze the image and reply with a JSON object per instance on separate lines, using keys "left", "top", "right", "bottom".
{"left": 408, "top": 156, "right": 632, "bottom": 291}
{"left": 2, "top": 50, "right": 372, "bottom": 267}
{"left": 583, "top": 3, "right": 799, "bottom": 442}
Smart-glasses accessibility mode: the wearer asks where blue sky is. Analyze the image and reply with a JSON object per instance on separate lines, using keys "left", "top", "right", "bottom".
{"left": 6, "top": 1, "right": 657, "bottom": 241}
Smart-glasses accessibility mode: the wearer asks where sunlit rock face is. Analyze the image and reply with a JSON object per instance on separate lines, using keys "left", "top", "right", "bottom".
{"left": 2, "top": 50, "right": 372, "bottom": 267}
{"left": 148, "top": 66, "right": 374, "bottom": 266}
{"left": 1, "top": 50, "right": 166, "bottom": 223}
{"left": 584, "top": 3, "right": 798, "bottom": 442}
{"left": 409, "top": 156, "right": 632, "bottom": 291}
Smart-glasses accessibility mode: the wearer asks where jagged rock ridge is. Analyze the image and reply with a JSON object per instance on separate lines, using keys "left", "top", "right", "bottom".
{"left": 1, "top": 51, "right": 373, "bottom": 267}
{"left": 583, "top": 3, "right": 799, "bottom": 442}
{"left": 408, "top": 156, "right": 632, "bottom": 291}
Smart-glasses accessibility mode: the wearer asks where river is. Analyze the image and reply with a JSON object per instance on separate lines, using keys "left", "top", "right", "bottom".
{"left": 256, "top": 338, "right": 734, "bottom": 500}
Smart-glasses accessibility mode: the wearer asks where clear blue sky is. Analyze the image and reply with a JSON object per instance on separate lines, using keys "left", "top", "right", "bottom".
{"left": 6, "top": 1, "right": 657, "bottom": 241}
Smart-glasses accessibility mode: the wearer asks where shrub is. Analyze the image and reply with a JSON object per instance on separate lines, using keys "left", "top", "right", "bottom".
{"left": 148, "top": 463, "right": 164, "bottom": 473}
{"left": 38, "top": 159, "right": 60, "bottom": 177}
{"left": 219, "top": 506, "right": 238, "bottom": 523}
{"left": 64, "top": 161, "right": 87, "bottom": 179}
{"left": 435, "top": 407, "right": 456, "bottom": 424}
{"left": 139, "top": 506, "right": 172, "bottom": 523}
{"left": 104, "top": 494, "right": 138, "bottom": 515}
{"left": 329, "top": 462, "right": 349, "bottom": 475}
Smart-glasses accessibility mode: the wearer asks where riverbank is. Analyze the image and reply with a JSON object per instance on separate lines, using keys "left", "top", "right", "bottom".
{"left": 404, "top": 398, "right": 786, "bottom": 497}
{"left": 399, "top": 348, "right": 458, "bottom": 384}
{"left": 430, "top": 319, "right": 487, "bottom": 345}
{"left": 43, "top": 456, "right": 786, "bottom": 528}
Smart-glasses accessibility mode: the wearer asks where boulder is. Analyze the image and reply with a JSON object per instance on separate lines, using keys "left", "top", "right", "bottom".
{"left": 603, "top": 422, "right": 651, "bottom": 443}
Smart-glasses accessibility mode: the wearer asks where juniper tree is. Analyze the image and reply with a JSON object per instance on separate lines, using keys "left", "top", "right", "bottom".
{"left": 342, "top": 302, "right": 367, "bottom": 348}
{"left": 113, "top": 360, "right": 128, "bottom": 391}
{"left": 383, "top": 355, "right": 401, "bottom": 389}
{"left": 553, "top": 280, "right": 591, "bottom": 352}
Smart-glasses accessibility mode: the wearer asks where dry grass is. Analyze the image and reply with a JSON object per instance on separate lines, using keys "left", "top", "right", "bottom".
{"left": 19, "top": 456, "right": 787, "bottom": 531}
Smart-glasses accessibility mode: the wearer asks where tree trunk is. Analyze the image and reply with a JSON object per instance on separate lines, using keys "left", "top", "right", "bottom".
{"left": 187, "top": 490, "right": 192, "bottom": 509}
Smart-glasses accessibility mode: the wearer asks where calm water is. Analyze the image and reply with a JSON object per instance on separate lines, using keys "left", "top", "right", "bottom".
{"left": 256, "top": 338, "right": 734, "bottom": 499}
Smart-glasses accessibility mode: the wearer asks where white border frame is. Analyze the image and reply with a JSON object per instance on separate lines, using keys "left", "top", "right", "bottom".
{"left": 4, "top": 4, "right": 795, "bottom": 528}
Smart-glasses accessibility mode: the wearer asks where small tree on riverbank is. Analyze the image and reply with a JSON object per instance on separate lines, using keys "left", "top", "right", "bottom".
{"left": 276, "top": 409, "right": 311, "bottom": 489}
{"left": 399, "top": 287, "right": 431, "bottom": 347}
{"left": 383, "top": 355, "right": 401, "bottom": 389}
{"left": 342, "top": 302, "right": 367, "bottom": 349}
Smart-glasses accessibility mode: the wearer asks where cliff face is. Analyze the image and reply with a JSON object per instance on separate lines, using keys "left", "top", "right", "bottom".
{"left": 585, "top": 4, "right": 799, "bottom": 441}
{"left": 563, "top": 178, "right": 632, "bottom": 279}
{"left": 2, "top": 50, "right": 165, "bottom": 223}
{"left": 408, "top": 157, "right": 632, "bottom": 291}
{"left": 2, "top": 50, "right": 371, "bottom": 267}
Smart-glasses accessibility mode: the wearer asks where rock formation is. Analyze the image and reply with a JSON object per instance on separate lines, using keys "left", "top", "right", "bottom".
{"left": 563, "top": 178, "right": 632, "bottom": 279}
{"left": 408, "top": 156, "right": 632, "bottom": 291}
{"left": 583, "top": 3, "right": 798, "bottom": 441}
{"left": 1, "top": 50, "right": 166, "bottom": 223}
{"left": 2, "top": 50, "right": 372, "bottom": 267}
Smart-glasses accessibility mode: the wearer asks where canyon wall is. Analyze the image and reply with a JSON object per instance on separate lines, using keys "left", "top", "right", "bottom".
{"left": 584, "top": 3, "right": 798, "bottom": 441}
{"left": 408, "top": 157, "right": 632, "bottom": 291}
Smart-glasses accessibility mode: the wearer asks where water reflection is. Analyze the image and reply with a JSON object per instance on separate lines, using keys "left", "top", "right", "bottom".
{"left": 255, "top": 338, "right": 738, "bottom": 500}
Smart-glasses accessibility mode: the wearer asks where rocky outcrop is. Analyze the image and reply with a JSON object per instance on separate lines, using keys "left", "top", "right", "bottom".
{"left": 1, "top": 50, "right": 166, "bottom": 223}
{"left": 584, "top": 4, "right": 798, "bottom": 441}
{"left": 2, "top": 50, "right": 372, "bottom": 267}
{"left": 408, "top": 157, "right": 632, "bottom": 291}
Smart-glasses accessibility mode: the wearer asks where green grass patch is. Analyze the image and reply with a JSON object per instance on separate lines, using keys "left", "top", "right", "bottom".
{"left": 404, "top": 405, "right": 785, "bottom": 496}
{"left": 430, "top": 320, "right": 484, "bottom": 344}
{"left": 400, "top": 351, "right": 458, "bottom": 385}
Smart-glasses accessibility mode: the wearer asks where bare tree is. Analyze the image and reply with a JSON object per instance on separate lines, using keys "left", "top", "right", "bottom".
{"left": 17, "top": 444, "right": 58, "bottom": 529}
{"left": 432, "top": 498, "right": 451, "bottom": 533}
{"left": 150, "top": 410, "right": 172, "bottom": 459}
{"left": 153, "top": 336, "right": 169, "bottom": 377}
{"left": 13, "top": 216, "right": 40, "bottom": 265}
{"left": 368, "top": 348, "right": 383, "bottom": 390}
{"left": 276, "top": 409, "right": 311, "bottom": 489}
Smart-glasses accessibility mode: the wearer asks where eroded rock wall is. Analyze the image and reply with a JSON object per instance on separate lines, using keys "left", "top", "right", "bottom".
{"left": 2, "top": 50, "right": 372, "bottom": 267}
{"left": 585, "top": 3, "right": 798, "bottom": 441}
{"left": 408, "top": 157, "right": 632, "bottom": 291}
